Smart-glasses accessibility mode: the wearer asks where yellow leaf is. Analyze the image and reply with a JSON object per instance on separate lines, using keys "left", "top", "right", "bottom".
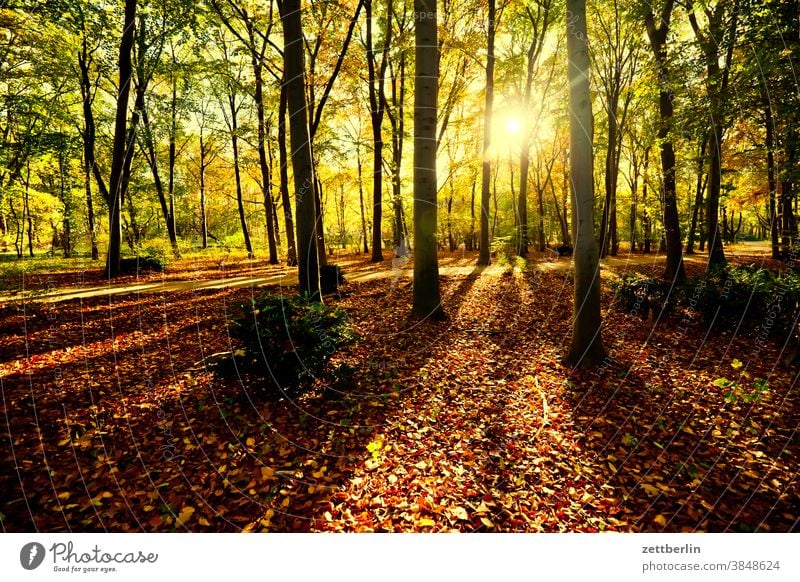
{"left": 640, "top": 483, "right": 660, "bottom": 497}
{"left": 58, "top": 437, "right": 71, "bottom": 447}
{"left": 198, "top": 517, "right": 210, "bottom": 526}
{"left": 451, "top": 506, "right": 469, "bottom": 521}
{"left": 654, "top": 514, "right": 667, "bottom": 526}
{"left": 474, "top": 501, "right": 490, "bottom": 514}
{"left": 414, "top": 460, "right": 427, "bottom": 470}
{"left": 57, "top": 491, "right": 70, "bottom": 500}
{"left": 260, "top": 466, "right": 275, "bottom": 481}
{"left": 176, "top": 506, "right": 195, "bottom": 525}
{"left": 246, "top": 437, "right": 255, "bottom": 447}
{"left": 101, "top": 491, "right": 113, "bottom": 498}
{"left": 480, "top": 517, "right": 495, "bottom": 528}
{"left": 418, "top": 518, "right": 435, "bottom": 527}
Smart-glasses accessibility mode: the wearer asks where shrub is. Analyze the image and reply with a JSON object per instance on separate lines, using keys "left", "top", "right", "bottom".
{"left": 228, "top": 293, "right": 357, "bottom": 397}
{"left": 613, "top": 265, "right": 800, "bottom": 336}
{"left": 610, "top": 273, "right": 675, "bottom": 317}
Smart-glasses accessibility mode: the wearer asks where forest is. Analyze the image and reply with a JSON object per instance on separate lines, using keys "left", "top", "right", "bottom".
{"left": 0, "top": 0, "right": 798, "bottom": 533}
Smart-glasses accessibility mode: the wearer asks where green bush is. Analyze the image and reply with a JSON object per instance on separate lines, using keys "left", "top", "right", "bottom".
{"left": 610, "top": 273, "right": 675, "bottom": 317}
{"left": 228, "top": 293, "right": 357, "bottom": 397}
{"left": 613, "top": 266, "right": 800, "bottom": 336}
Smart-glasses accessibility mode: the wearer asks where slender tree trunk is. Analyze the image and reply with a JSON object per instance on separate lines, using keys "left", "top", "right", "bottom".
{"left": 141, "top": 107, "right": 179, "bottom": 253}
{"left": 357, "top": 146, "right": 369, "bottom": 253}
{"left": 468, "top": 176, "right": 476, "bottom": 250}
{"left": 281, "top": 0, "right": 320, "bottom": 297}
{"left": 199, "top": 133, "right": 208, "bottom": 249}
{"left": 644, "top": 0, "right": 685, "bottom": 281}
{"left": 412, "top": 0, "right": 443, "bottom": 318}
{"left": 278, "top": 83, "right": 297, "bottom": 266}
{"left": 686, "top": 133, "right": 708, "bottom": 254}
{"left": 765, "top": 100, "right": 779, "bottom": 258}
{"left": 24, "top": 164, "right": 33, "bottom": 257}
{"left": 249, "top": 29, "right": 278, "bottom": 264}
{"left": 84, "top": 154, "right": 99, "bottom": 260}
{"left": 228, "top": 92, "right": 253, "bottom": 259}
{"left": 706, "top": 121, "right": 726, "bottom": 265}
{"left": 106, "top": 0, "right": 137, "bottom": 278}
{"left": 366, "top": 0, "right": 390, "bottom": 262}
{"left": 566, "top": 0, "right": 604, "bottom": 367}
{"left": 167, "top": 76, "right": 181, "bottom": 258}
{"left": 478, "top": 0, "right": 496, "bottom": 266}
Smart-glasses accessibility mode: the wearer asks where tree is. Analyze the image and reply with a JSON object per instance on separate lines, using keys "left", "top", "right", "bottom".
{"left": 281, "top": 0, "right": 320, "bottom": 298}
{"left": 411, "top": 0, "right": 443, "bottom": 319}
{"left": 642, "top": 0, "right": 685, "bottom": 281}
{"left": 478, "top": 0, "right": 498, "bottom": 266}
{"left": 591, "top": 0, "right": 640, "bottom": 257}
{"left": 687, "top": 0, "right": 740, "bottom": 268}
{"left": 565, "top": 0, "right": 605, "bottom": 367}
{"left": 365, "top": 0, "right": 391, "bottom": 262}
{"left": 511, "top": 0, "right": 555, "bottom": 257}
{"left": 210, "top": 0, "right": 280, "bottom": 264}
{"left": 106, "top": 0, "right": 137, "bottom": 278}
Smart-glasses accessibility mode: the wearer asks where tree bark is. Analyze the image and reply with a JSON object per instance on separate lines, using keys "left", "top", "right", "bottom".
{"left": 765, "top": 99, "right": 779, "bottom": 258}
{"left": 686, "top": 133, "right": 708, "bottom": 254}
{"left": 278, "top": 83, "right": 298, "bottom": 266}
{"left": 412, "top": 0, "right": 443, "bottom": 318}
{"left": 106, "top": 0, "right": 137, "bottom": 278}
{"left": 228, "top": 91, "right": 253, "bottom": 259}
{"left": 644, "top": 0, "right": 685, "bottom": 281}
{"left": 281, "top": 0, "right": 320, "bottom": 298}
{"left": 478, "top": 0, "right": 496, "bottom": 265}
{"left": 565, "top": 0, "right": 605, "bottom": 367}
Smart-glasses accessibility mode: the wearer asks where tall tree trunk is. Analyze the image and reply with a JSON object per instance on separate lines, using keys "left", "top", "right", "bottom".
{"left": 106, "top": 0, "right": 137, "bottom": 278}
{"left": 278, "top": 83, "right": 297, "bottom": 266}
{"left": 248, "top": 25, "right": 278, "bottom": 265}
{"left": 644, "top": 0, "right": 685, "bottom": 281}
{"left": 565, "top": 0, "right": 605, "bottom": 367}
{"left": 706, "top": 120, "right": 726, "bottom": 265}
{"left": 389, "top": 47, "right": 406, "bottom": 249}
{"left": 24, "top": 163, "right": 33, "bottom": 257}
{"left": 357, "top": 145, "right": 369, "bottom": 253}
{"left": 412, "top": 0, "right": 443, "bottom": 318}
{"left": 478, "top": 0, "right": 496, "bottom": 266}
{"left": 228, "top": 92, "right": 253, "bottom": 259}
{"left": 141, "top": 107, "right": 179, "bottom": 253}
{"left": 366, "top": 0, "right": 391, "bottom": 262}
{"left": 78, "top": 35, "right": 110, "bottom": 206}
{"left": 281, "top": 0, "right": 320, "bottom": 298}
{"left": 643, "top": 146, "right": 651, "bottom": 253}
{"left": 765, "top": 100, "right": 779, "bottom": 259}
{"left": 468, "top": 176, "right": 476, "bottom": 250}
{"left": 782, "top": 134, "right": 797, "bottom": 253}
{"left": 84, "top": 154, "right": 99, "bottom": 260}
{"left": 199, "top": 134, "right": 208, "bottom": 250}
{"left": 686, "top": 133, "right": 708, "bottom": 254}
{"left": 167, "top": 74, "right": 181, "bottom": 258}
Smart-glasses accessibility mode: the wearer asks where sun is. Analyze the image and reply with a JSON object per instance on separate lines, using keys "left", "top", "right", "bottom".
{"left": 505, "top": 117, "right": 522, "bottom": 135}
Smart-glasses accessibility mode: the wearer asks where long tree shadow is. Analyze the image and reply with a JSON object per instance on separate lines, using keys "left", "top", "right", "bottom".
{"left": 560, "top": 315, "right": 800, "bottom": 532}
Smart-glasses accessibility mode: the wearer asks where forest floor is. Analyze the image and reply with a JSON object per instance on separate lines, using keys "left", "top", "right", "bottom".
{"left": 1, "top": 242, "right": 798, "bottom": 532}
